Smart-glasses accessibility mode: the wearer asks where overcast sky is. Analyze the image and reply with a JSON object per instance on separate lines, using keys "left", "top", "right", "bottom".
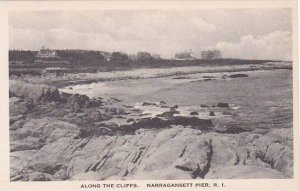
{"left": 9, "top": 9, "right": 292, "bottom": 60}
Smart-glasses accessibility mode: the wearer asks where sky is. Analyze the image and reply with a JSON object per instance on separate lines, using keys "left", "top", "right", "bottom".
{"left": 9, "top": 9, "right": 292, "bottom": 60}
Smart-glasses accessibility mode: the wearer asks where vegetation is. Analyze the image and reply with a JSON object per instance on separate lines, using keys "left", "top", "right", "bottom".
{"left": 137, "top": 51, "right": 154, "bottom": 65}
{"left": 9, "top": 50, "right": 37, "bottom": 63}
{"left": 55, "top": 50, "right": 105, "bottom": 63}
{"left": 9, "top": 49, "right": 275, "bottom": 75}
{"left": 110, "top": 52, "right": 128, "bottom": 62}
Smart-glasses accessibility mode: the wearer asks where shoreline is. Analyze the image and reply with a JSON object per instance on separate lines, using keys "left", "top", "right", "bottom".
{"left": 10, "top": 62, "right": 292, "bottom": 88}
{"left": 61, "top": 66, "right": 292, "bottom": 89}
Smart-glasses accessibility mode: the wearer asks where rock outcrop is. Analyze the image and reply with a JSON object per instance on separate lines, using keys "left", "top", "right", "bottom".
{"left": 10, "top": 125, "right": 292, "bottom": 181}
{"left": 9, "top": 81, "right": 293, "bottom": 181}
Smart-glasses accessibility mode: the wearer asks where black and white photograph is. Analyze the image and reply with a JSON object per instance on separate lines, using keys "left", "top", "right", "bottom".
{"left": 8, "top": 8, "right": 294, "bottom": 182}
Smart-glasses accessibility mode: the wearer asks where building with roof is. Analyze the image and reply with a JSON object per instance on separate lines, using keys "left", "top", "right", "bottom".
{"left": 36, "top": 46, "right": 59, "bottom": 59}
{"left": 201, "top": 49, "right": 222, "bottom": 60}
{"left": 174, "top": 51, "right": 196, "bottom": 60}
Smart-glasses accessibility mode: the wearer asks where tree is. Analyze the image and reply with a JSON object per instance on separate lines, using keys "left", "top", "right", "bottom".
{"left": 9, "top": 50, "right": 36, "bottom": 63}
{"left": 110, "top": 52, "right": 128, "bottom": 62}
{"left": 137, "top": 51, "right": 152, "bottom": 62}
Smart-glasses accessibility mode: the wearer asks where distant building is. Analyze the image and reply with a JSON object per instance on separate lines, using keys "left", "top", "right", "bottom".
{"left": 36, "top": 46, "right": 58, "bottom": 58}
{"left": 34, "top": 46, "right": 70, "bottom": 65}
{"left": 174, "top": 51, "right": 195, "bottom": 60}
{"left": 100, "top": 52, "right": 112, "bottom": 61}
{"left": 201, "top": 49, "right": 221, "bottom": 60}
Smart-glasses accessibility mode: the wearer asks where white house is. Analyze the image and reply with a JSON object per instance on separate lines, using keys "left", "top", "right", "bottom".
{"left": 36, "top": 46, "right": 58, "bottom": 58}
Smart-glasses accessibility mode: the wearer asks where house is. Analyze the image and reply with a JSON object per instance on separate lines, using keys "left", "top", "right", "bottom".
{"left": 201, "top": 49, "right": 221, "bottom": 60}
{"left": 34, "top": 46, "right": 70, "bottom": 65}
{"left": 100, "top": 52, "right": 112, "bottom": 61}
{"left": 174, "top": 51, "right": 195, "bottom": 60}
{"left": 36, "top": 46, "right": 59, "bottom": 58}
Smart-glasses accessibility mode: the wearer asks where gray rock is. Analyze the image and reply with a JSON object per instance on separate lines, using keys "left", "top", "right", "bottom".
{"left": 229, "top": 74, "right": 249, "bottom": 78}
{"left": 217, "top": 102, "right": 229, "bottom": 108}
{"left": 127, "top": 118, "right": 135, "bottom": 123}
{"left": 10, "top": 126, "right": 293, "bottom": 181}
{"left": 142, "top": 102, "right": 157, "bottom": 106}
{"left": 190, "top": 111, "right": 199, "bottom": 115}
{"left": 28, "top": 172, "right": 55, "bottom": 181}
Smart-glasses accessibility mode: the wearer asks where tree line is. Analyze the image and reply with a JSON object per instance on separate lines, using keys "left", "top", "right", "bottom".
{"left": 9, "top": 49, "right": 159, "bottom": 64}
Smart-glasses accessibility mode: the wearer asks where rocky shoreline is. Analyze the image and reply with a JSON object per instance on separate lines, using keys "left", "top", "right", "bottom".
{"left": 9, "top": 80, "right": 293, "bottom": 181}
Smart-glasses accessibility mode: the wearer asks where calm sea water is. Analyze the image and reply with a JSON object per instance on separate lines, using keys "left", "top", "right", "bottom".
{"left": 62, "top": 69, "right": 293, "bottom": 130}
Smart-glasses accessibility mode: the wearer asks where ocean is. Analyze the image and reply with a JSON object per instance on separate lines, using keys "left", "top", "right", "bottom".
{"left": 61, "top": 69, "right": 293, "bottom": 130}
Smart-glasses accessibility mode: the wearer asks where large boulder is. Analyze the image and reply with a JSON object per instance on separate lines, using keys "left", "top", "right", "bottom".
{"left": 10, "top": 80, "right": 60, "bottom": 102}
{"left": 61, "top": 93, "right": 90, "bottom": 112}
